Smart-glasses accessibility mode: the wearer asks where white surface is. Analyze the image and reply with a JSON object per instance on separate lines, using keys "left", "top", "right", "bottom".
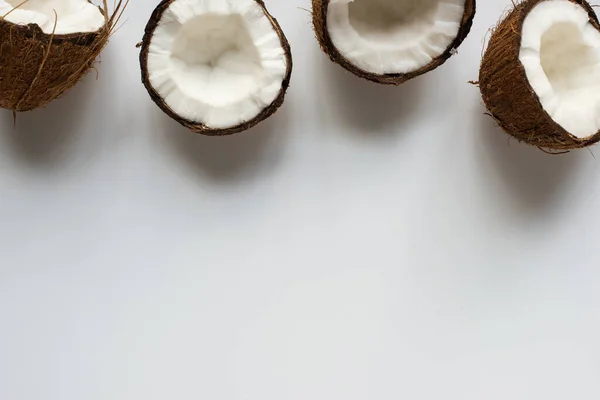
{"left": 0, "top": 0, "right": 104, "bottom": 34}
{"left": 146, "top": 0, "right": 288, "bottom": 129}
{"left": 328, "top": 0, "right": 466, "bottom": 74}
{"left": 520, "top": 0, "right": 600, "bottom": 138}
{"left": 1, "top": 1, "right": 600, "bottom": 400}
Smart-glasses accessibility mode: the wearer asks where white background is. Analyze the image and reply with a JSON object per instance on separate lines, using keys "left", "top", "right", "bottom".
{"left": 1, "top": 1, "right": 600, "bottom": 399}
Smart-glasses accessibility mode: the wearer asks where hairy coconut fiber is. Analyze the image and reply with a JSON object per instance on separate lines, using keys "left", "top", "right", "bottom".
{"left": 480, "top": 0, "right": 600, "bottom": 151}
{"left": 139, "top": 0, "right": 293, "bottom": 136}
{"left": 0, "top": 0, "right": 127, "bottom": 113}
{"left": 312, "top": 0, "right": 476, "bottom": 85}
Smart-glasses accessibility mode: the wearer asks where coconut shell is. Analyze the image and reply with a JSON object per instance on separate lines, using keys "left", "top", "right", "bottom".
{"left": 312, "top": 0, "right": 476, "bottom": 85}
{"left": 0, "top": 2, "right": 125, "bottom": 112}
{"left": 140, "top": 0, "right": 293, "bottom": 136}
{"left": 479, "top": 0, "right": 600, "bottom": 150}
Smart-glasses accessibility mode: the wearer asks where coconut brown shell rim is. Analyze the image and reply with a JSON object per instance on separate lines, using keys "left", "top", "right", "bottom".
{"left": 139, "top": 0, "right": 293, "bottom": 136}
{"left": 312, "top": 0, "right": 476, "bottom": 85}
{"left": 481, "top": 0, "right": 600, "bottom": 148}
{"left": 0, "top": 4, "right": 106, "bottom": 45}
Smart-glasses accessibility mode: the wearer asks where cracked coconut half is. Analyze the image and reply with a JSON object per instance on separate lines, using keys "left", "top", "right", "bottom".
{"left": 313, "top": 0, "right": 476, "bottom": 85}
{"left": 0, "top": 0, "right": 126, "bottom": 112}
{"left": 480, "top": 0, "right": 600, "bottom": 150}
{"left": 140, "top": 0, "right": 293, "bottom": 136}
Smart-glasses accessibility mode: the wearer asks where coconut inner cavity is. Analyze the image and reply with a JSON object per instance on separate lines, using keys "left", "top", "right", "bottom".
{"left": 326, "top": 0, "right": 467, "bottom": 75}
{"left": 520, "top": 0, "right": 600, "bottom": 138}
{"left": 146, "top": 0, "right": 288, "bottom": 129}
{"left": 169, "top": 14, "right": 262, "bottom": 107}
{"left": 0, "top": 0, "right": 105, "bottom": 34}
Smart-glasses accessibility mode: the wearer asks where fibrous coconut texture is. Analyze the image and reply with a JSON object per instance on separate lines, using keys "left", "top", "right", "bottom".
{"left": 0, "top": 0, "right": 126, "bottom": 113}
{"left": 140, "top": 0, "right": 292, "bottom": 136}
{"left": 480, "top": 0, "right": 600, "bottom": 150}
{"left": 313, "top": 0, "right": 476, "bottom": 85}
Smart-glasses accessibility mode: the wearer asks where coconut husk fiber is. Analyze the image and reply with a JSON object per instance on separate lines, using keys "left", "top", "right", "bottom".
{"left": 479, "top": 0, "right": 600, "bottom": 150}
{"left": 312, "top": 0, "right": 476, "bottom": 85}
{"left": 140, "top": 0, "right": 293, "bottom": 136}
{"left": 0, "top": 0, "right": 127, "bottom": 113}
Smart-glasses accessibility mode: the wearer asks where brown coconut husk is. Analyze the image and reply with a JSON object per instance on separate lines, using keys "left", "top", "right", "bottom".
{"left": 139, "top": 0, "right": 293, "bottom": 136}
{"left": 0, "top": 0, "right": 127, "bottom": 113}
{"left": 479, "top": 0, "right": 600, "bottom": 151}
{"left": 312, "top": 0, "right": 476, "bottom": 85}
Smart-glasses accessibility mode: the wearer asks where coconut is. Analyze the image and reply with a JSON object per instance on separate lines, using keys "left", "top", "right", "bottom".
{"left": 140, "top": 0, "right": 293, "bottom": 136}
{"left": 312, "top": 0, "right": 476, "bottom": 85}
{"left": 0, "top": 0, "right": 126, "bottom": 113}
{"left": 480, "top": 0, "right": 600, "bottom": 150}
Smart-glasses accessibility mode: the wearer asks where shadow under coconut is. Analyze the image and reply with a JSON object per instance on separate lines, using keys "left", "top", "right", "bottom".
{"left": 316, "top": 53, "right": 426, "bottom": 137}
{"left": 155, "top": 104, "right": 289, "bottom": 184}
{"left": 476, "top": 109, "right": 586, "bottom": 215}
{"left": 0, "top": 77, "right": 93, "bottom": 167}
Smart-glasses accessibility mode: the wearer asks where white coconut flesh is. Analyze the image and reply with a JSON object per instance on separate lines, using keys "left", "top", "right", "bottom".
{"left": 145, "top": 0, "right": 288, "bottom": 129}
{"left": 0, "top": 0, "right": 105, "bottom": 35}
{"left": 326, "top": 0, "right": 467, "bottom": 75}
{"left": 520, "top": 0, "right": 600, "bottom": 138}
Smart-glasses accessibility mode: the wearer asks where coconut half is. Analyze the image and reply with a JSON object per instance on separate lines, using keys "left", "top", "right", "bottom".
{"left": 312, "top": 0, "right": 476, "bottom": 85}
{"left": 0, "top": 0, "right": 126, "bottom": 112}
{"left": 140, "top": 0, "right": 293, "bottom": 136}
{"left": 480, "top": 0, "right": 600, "bottom": 150}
